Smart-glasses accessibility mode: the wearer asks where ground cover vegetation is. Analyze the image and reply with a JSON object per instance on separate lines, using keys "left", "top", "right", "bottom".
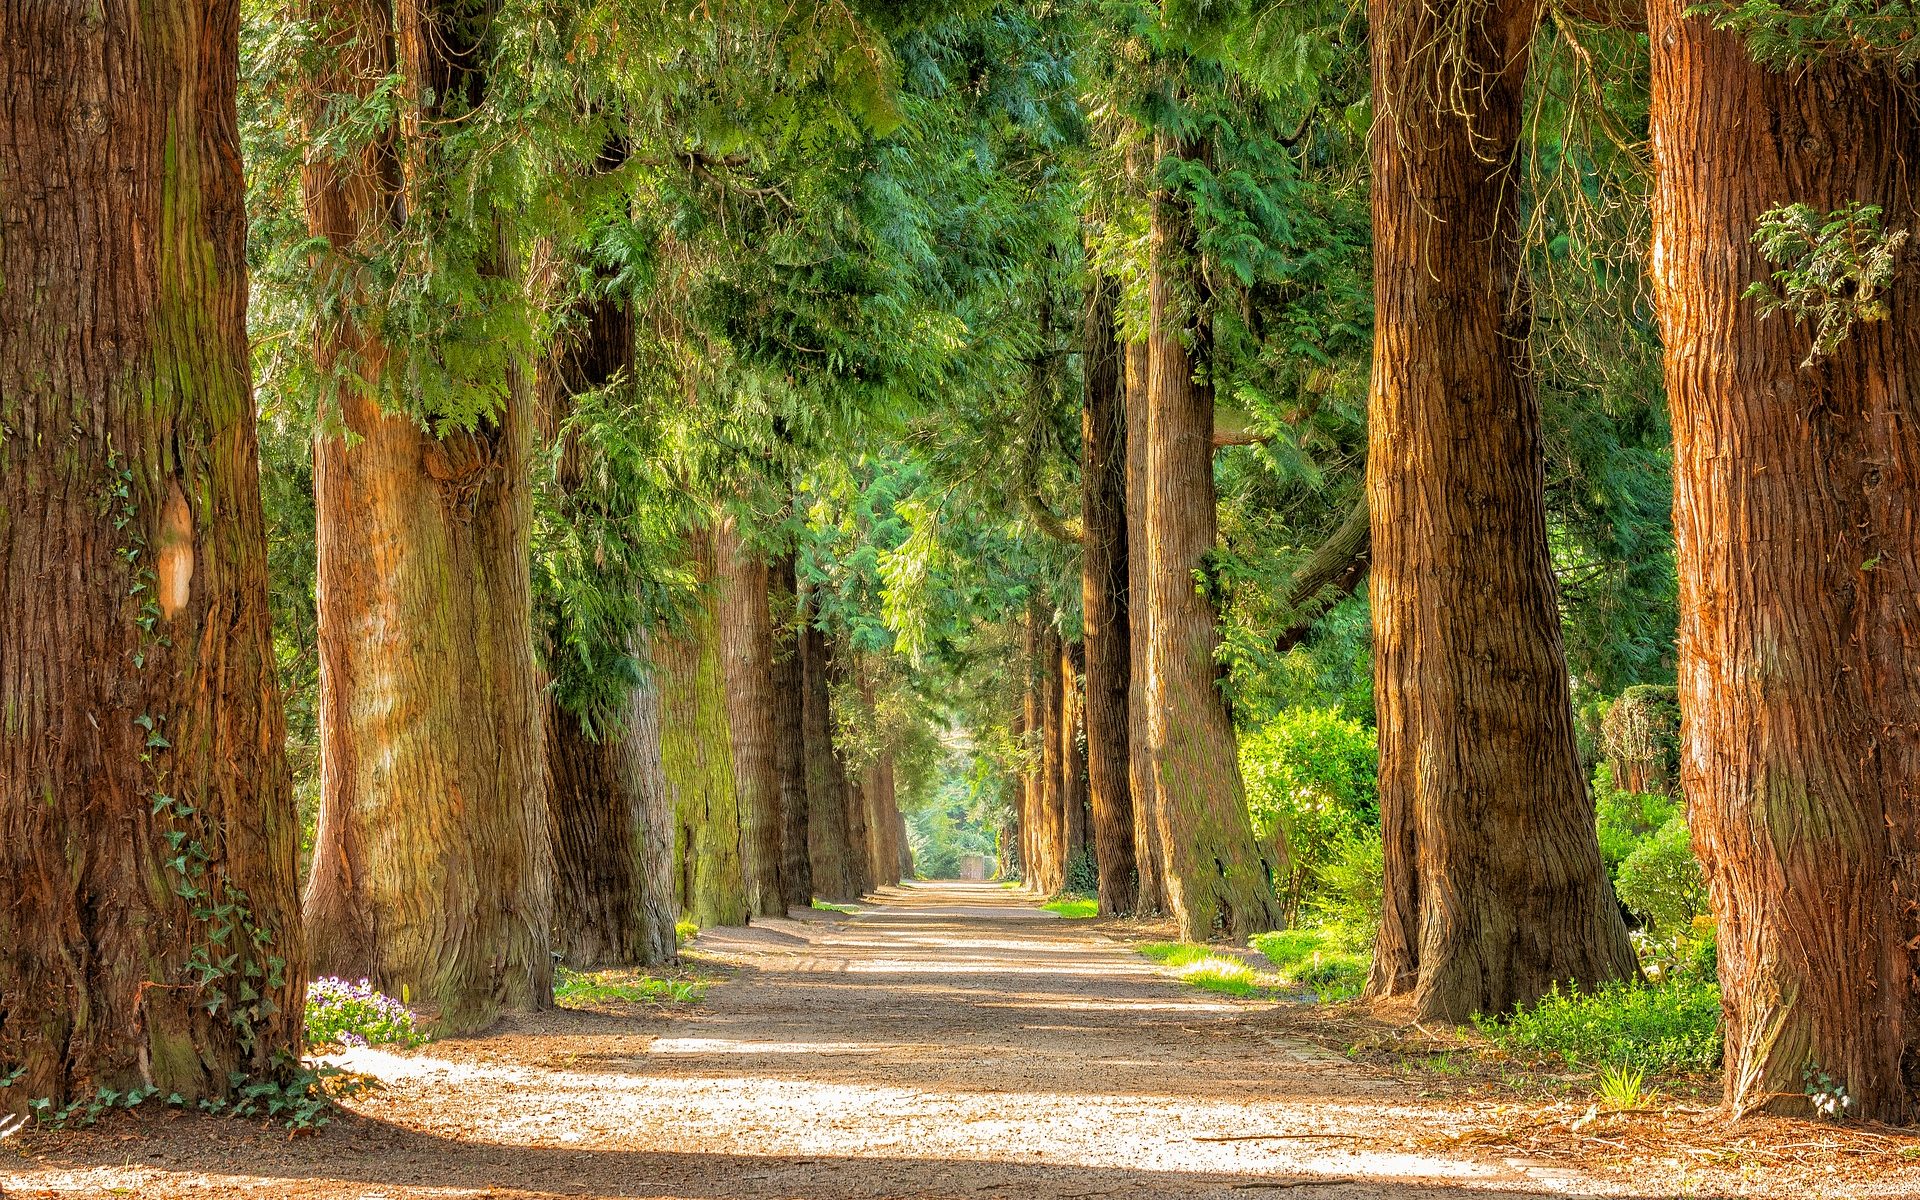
{"left": 2, "top": 0, "right": 1915, "bottom": 1145}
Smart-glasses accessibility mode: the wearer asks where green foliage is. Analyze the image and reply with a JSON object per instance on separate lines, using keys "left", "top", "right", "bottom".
{"left": 1595, "top": 1061, "right": 1652, "bottom": 1109}
{"left": 675, "top": 920, "right": 700, "bottom": 948}
{"left": 1308, "top": 831, "right": 1383, "bottom": 950}
{"left": 1477, "top": 980, "right": 1724, "bottom": 1074}
{"left": 1746, "top": 201, "right": 1909, "bottom": 367}
{"left": 1137, "top": 943, "right": 1271, "bottom": 997}
{"left": 554, "top": 968, "right": 708, "bottom": 1007}
{"left": 1239, "top": 707, "right": 1377, "bottom": 921}
{"left": 811, "top": 899, "right": 862, "bottom": 914}
{"left": 1617, "top": 816, "right": 1708, "bottom": 941}
{"left": 1695, "top": 0, "right": 1920, "bottom": 72}
{"left": 1593, "top": 765, "right": 1681, "bottom": 875}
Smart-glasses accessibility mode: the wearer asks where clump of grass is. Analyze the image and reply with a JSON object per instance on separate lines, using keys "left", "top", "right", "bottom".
{"left": 1138, "top": 942, "right": 1273, "bottom": 997}
{"left": 810, "top": 899, "right": 860, "bottom": 915}
{"left": 674, "top": 920, "right": 699, "bottom": 947}
{"left": 554, "top": 967, "right": 708, "bottom": 1008}
{"left": 1595, "top": 1061, "right": 1652, "bottom": 1109}
{"left": 1250, "top": 928, "right": 1370, "bottom": 1000}
{"left": 305, "top": 977, "right": 429, "bottom": 1050}
{"left": 1475, "top": 979, "right": 1722, "bottom": 1075}
{"left": 1042, "top": 895, "right": 1098, "bottom": 919}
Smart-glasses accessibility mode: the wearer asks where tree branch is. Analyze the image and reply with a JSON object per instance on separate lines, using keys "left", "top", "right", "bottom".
{"left": 1273, "top": 491, "right": 1371, "bottom": 654}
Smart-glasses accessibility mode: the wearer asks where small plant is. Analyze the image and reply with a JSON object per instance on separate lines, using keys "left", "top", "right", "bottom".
{"left": 1746, "top": 201, "right": 1907, "bottom": 367}
{"left": 1596, "top": 1061, "right": 1651, "bottom": 1110}
{"left": 554, "top": 967, "right": 708, "bottom": 1007}
{"left": 1804, "top": 1062, "right": 1854, "bottom": 1121}
{"left": 305, "top": 977, "right": 429, "bottom": 1050}
{"left": 675, "top": 919, "right": 700, "bottom": 946}
{"left": 1476, "top": 978, "right": 1723, "bottom": 1075}
{"left": 1041, "top": 894, "right": 1098, "bottom": 919}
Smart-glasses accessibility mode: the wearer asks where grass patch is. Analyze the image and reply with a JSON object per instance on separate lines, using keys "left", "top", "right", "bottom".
{"left": 1475, "top": 978, "right": 1722, "bottom": 1075}
{"left": 810, "top": 899, "right": 860, "bottom": 914}
{"left": 1137, "top": 942, "right": 1273, "bottom": 998}
{"left": 554, "top": 967, "right": 708, "bottom": 1008}
{"left": 1250, "top": 928, "right": 1369, "bottom": 1001}
{"left": 674, "top": 920, "right": 699, "bottom": 948}
{"left": 1041, "top": 895, "right": 1098, "bottom": 919}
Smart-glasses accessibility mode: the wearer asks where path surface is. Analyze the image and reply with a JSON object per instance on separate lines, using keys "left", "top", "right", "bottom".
{"left": 0, "top": 883, "right": 1817, "bottom": 1197}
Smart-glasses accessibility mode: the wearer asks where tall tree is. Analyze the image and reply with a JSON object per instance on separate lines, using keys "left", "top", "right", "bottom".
{"left": 1124, "top": 340, "right": 1168, "bottom": 915}
{"left": 1364, "top": 0, "right": 1637, "bottom": 1019}
{"left": 1648, "top": 2, "right": 1920, "bottom": 1120}
{"left": 1143, "top": 129, "right": 1284, "bottom": 941}
{"left": 802, "top": 613, "right": 860, "bottom": 900}
{"left": 771, "top": 554, "right": 814, "bottom": 907}
{"left": 299, "top": 0, "right": 555, "bottom": 1030}
{"left": 1082, "top": 279, "right": 1138, "bottom": 914}
{"left": 658, "top": 524, "right": 747, "bottom": 928}
{"left": 0, "top": 0, "right": 304, "bottom": 1102}
{"left": 718, "top": 517, "right": 787, "bottom": 917}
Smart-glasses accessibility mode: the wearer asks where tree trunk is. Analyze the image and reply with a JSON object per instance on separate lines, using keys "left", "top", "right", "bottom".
{"left": 802, "top": 612, "right": 859, "bottom": 900}
{"left": 1082, "top": 279, "right": 1138, "bottom": 915}
{"left": 717, "top": 518, "right": 786, "bottom": 918}
{"left": 896, "top": 806, "right": 916, "bottom": 881}
{"left": 1061, "top": 638, "right": 1091, "bottom": 879}
{"left": 1125, "top": 339, "right": 1167, "bottom": 916}
{"left": 544, "top": 655, "right": 677, "bottom": 967}
{"left": 770, "top": 554, "right": 813, "bottom": 908}
{"left": 830, "top": 638, "right": 875, "bottom": 896}
{"left": 657, "top": 525, "right": 747, "bottom": 929}
{"left": 0, "top": 0, "right": 304, "bottom": 1104}
{"left": 1364, "top": 0, "right": 1637, "bottom": 1019}
{"left": 1143, "top": 131, "right": 1284, "bottom": 942}
{"left": 1648, "top": 4, "right": 1920, "bottom": 1120}
{"left": 1034, "top": 623, "right": 1068, "bottom": 895}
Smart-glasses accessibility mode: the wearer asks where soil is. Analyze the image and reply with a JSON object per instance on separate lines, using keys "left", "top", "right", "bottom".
{"left": 5, "top": 881, "right": 1916, "bottom": 1199}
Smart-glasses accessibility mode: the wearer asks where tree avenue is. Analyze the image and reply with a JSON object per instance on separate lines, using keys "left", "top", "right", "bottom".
{"left": 3, "top": 0, "right": 1917, "bottom": 1135}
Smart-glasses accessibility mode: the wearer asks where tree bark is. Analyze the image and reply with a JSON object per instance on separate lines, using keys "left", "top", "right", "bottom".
{"left": 1125, "top": 340, "right": 1168, "bottom": 916}
{"left": 770, "top": 554, "right": 813, "bottom": 908}
{"left": 1082, "top": 279, "right": 1138, "bottom": 914}
{"left": 657, "top": 525, "right": 747, "bottom": 929}
{"left": 1061, "top": 638, "right": 1091, "bottom": 877}
{"left": 544, "top": 655, "right": 677, "bottom": 967}
{"left": 829, "top": 637, "right": 875, "bottom": 896}
{"left": 1034, "top": 623, "right": 1068, "bottom": 895}
{"left": 1648, "top": 4, "right": 1920, "bottom": 1120}
{"left": 0, "top": 0, "right": 304, "bottom": 1104}
{"left": 299, "top": 0, "right": 553, "bottom": 1028}
{"left": 717, "top": 518, "right": 786, "bottom": 918}
{"left": 1144, "top": 131, "right": 1284, "bottom": 942}
{"left": 1364, "top": 0, "right": 1637, "bottom": 1019}
{"left": 802, "top": 611, "right": 859, "bottom": 901}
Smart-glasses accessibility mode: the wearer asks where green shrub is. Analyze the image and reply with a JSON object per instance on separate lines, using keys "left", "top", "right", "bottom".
{"left": 1593, "top": 764, "right": 1679, "bottom": 875}
{"left": 1477, "top": 979, "right": 1723, "bottom": 1074}
{"left": 1308, "top": 831, "right": 1383, "bottom": 950}
{"left": 1617, "top": 815, "right": 1707, "bottom": 940}
{"left": 1065, "top": 847, "right": 1100, "bottom": 896}
{"left": 1240, "top": 708, "right": 1378, "bottom": 922}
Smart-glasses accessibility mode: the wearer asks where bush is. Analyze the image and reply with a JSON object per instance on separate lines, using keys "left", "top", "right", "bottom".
{"left": 1593, "top": 764, "right": 1680, "bottom": 875}
{"left": 1476, "top": 979, "right": 1723, "bottom": 1074}
{"left": 305, "top": 977, "right": 428, "bottom": 1050}
{"left": 1617, "top": 815, "right": 1708, "bottom": 939}
{"left": 1240, "top": 708, "right": 1378, "bottom": 921}
{"left": 1308, "top": 831, "right": 1383, "bottom": 950}
{"left": 1065, "top": 846, "right": 1100, "bottom": 896}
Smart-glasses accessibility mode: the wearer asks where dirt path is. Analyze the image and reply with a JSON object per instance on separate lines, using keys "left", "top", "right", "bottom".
{"left": 3, "top": 882, "right": 1906, "bottom": 1198}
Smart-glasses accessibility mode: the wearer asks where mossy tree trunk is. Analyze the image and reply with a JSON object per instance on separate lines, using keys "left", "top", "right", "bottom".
{"left": 657, "top": 524, "right": 747, "bottom": 929}
{"left": 1143, "top": 131, "right": 1283, "bottom": 942}
{"left": 1061, "top": 638, "right": 1091, "bottom": 876}
{"left": 300, "top": 0, "right": 553, "bottom": 1030}
{"left": 1648, "top": 0, "right": 1920, "bottom": 1120}
{"left": 802, "top": 608, "right": 859, "bottom": 901}
{"left": 1031, "top": 622, "right": 1068, "bottom": 895}
{"left": 1082, "top": 279, "right": 1138, "bottom": 914}
{"left": 831, "top": 637, "right": 875, "bottom": 895}
{"left": 1124, "top": 340, "right": 1167, "bottom": 916}
{"left": 0, "top": 0, "right": 304, "bottom": 1104}
{"left": 1364, "top": 0, "right": 1636, "bottom": 1020}
{"left": 717, "top": 517, "right": 786, "bottom": 918}
{"left": 770, "top": 553, "right": 813, "bottom": 907}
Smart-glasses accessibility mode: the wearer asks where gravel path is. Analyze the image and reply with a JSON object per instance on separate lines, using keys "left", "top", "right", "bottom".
{"left": 0, "top": 881, "right": 1782, "bottom": 1198}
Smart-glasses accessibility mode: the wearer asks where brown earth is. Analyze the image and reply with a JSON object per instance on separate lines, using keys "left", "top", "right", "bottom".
{"left": 5, "top": 881, "right": 1916, "bottom": 1199}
